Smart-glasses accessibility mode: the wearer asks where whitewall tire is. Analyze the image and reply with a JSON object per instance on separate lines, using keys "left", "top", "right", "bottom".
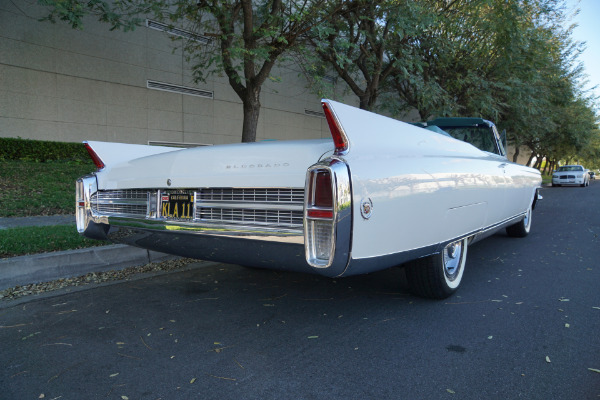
{"left": 405, "top": 237, "right": 468, "bottom": 299}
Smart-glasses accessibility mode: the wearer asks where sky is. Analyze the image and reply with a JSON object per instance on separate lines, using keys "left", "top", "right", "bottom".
{"left": 567, "top": 0, "right": 600, "bottom": 100}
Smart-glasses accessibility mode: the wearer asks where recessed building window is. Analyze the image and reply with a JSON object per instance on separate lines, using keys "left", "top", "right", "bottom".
{"left": 146, "top": 20, "right": 211, "bottom": 44}
{"left": 305, "top": 109, "right": 325, "bottom": 118}
{"left": 147, "top": 80, "right": 214, "bottom": 99}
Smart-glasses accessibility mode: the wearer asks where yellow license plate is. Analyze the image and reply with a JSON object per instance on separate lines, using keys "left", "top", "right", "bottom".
{"left": 161, "top": 192, "right": 194, "bottom": 220}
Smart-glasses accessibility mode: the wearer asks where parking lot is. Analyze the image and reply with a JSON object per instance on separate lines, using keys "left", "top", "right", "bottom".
{"left": 1, "top": 182, "right": 599, "bottom": 399}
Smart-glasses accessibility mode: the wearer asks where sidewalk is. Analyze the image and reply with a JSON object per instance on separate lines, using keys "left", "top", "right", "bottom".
{"left": 0, "top": 215, "right": 177, "bottom": 290}
{"left": 0, "top": 215, "right": 75, "bottom": 230}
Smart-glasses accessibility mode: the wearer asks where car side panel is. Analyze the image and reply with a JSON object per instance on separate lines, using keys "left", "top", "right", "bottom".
{"left": 324, "top": 101, "right": 541, "bottom": 265}
{"left": 346, "top": 154, "right": 506, "bottom": 261}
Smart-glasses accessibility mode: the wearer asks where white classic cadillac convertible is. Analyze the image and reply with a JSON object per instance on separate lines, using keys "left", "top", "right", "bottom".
{"left": 76, "top": 100, "right": 542, "bottom": 298}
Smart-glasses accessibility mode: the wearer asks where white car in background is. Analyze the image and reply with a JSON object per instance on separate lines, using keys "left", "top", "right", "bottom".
{"left": 552, "top": 165, "right": 590, "bottom": 187}
{"left": 76, "top": 100, "right": 542, "bottom": 299}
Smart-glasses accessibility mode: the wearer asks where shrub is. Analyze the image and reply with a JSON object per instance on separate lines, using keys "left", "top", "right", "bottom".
{"left": 0, "top": 137, "right": 89, "bottom": 162}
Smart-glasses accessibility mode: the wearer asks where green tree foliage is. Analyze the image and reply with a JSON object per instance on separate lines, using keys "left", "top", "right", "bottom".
{"left": 389, "top": 0, "right": 497, "bottom": 120}
{"left": 301, "top": 0, "right": 430, "bottom": 111}
{"left": 302, "top": 0, "right": 598, "bottom": 165}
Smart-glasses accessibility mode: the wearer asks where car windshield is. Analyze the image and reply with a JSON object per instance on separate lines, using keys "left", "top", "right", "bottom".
{"left": 557, "top": 166, "right": 583, "bottom": 172}
{"left": 438, "top": 126, "right": 499, "bottom": 154}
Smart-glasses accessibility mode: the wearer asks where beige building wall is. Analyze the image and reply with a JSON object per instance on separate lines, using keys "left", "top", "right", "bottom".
{"left": 505, "top": 145, "right": 534, "bottom": 166}
{"left": 1, "top": 1, "right": 357, "bottom": 146}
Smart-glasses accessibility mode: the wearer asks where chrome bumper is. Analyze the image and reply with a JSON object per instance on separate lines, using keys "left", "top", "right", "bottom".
{"left": 75, "top": 163, "right": 353, "bottom": 277}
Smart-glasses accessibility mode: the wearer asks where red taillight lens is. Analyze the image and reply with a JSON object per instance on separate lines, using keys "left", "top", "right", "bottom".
{"left": 307, "top": 209, "right": 334, "bottom": 219}
{"left": 322, "top": 102, "right": 348, "bottom": 154}
{"left": 84, "top": 143, "right": 105, "bottom": 170}
{"left": 307, "top": 169, "right": 334, "bottom": 220}
{"left": 314, "top": 171, "right": 333, "bottom": 208}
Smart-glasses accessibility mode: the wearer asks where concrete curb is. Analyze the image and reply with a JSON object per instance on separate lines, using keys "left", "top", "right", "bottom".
{"left": 0, "top": 244, "right": 177, "bottom": 290}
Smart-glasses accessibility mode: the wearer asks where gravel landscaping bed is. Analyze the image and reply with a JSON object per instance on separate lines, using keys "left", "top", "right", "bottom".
{"left": 0, "top": 258, "right": 197, "bottom": 301}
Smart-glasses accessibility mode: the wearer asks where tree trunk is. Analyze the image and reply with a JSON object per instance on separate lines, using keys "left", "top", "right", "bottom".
{"left": 512, "top": 145, "right": 520, "bottom": 163}
{"left": 534, "top": 156, "right": 543, "bottom": 170}
{"left": 359, "top": 91, "right": 377, "bottom": 111}
{"left": 359, "top": 96, "right": 370, "bottom": 110}
{"left": 526, "top": 152, "right": 535, "bottom": 167}
{"left": 241, "top": 88, "right": 261, "bottom": 143}
{"left": 543, "top": 161, "right": 550, "bottom": 175}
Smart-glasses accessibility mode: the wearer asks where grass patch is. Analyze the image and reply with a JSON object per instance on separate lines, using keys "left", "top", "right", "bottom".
{"left": 542, "top": 174, "right": 552, "bottom": 185}
{"left": 0, "top": 160, "right": 95, "bottom": 217}
{"left": 0, "top": 224, "right": 104, "bottom": 258}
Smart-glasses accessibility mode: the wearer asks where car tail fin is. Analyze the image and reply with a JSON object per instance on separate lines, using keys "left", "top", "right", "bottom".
{"left": 83, "top": 141, "right": 182, "bottom": 170}
{"left": 84, "top": 142, "right": 105, "bottom": 170}
{"left": 322, "top": 100, "right": 349, "bottom": 155}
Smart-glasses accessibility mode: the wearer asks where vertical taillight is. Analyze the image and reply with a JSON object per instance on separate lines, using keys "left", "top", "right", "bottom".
{"left": 305, "top": 168, "right": 336, "bottom": 267}
{"left": 84, "top": 142, "right": 105, "bottom": 170}
{"left": 76, "top": 178, "right": 85, "bottom": 233}
{"left": 308, "top": 171, "right": 333, "bottom": 218}
{"left": 322, "top": 101, "right": 349, "bottom": 154}
{"left": 76, "top": 175, "right": 97, "bottom": 234}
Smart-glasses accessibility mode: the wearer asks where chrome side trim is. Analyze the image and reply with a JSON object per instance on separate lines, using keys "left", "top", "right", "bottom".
{"left": 341, "top": 211, "right": 529, "bottom": 277}
{"left": 346, "top": 243, "right": 440, "bottom": 277}
{"left": 468, "top": 211, "right": 528, "bottom": 245}
{"left": 476, "top": 211, "right": 527, "bottom": 237}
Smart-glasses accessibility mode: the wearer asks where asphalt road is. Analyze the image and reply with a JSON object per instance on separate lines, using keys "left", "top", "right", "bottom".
{"left": 1, "top": 182, "right": 599, "bottom": 400}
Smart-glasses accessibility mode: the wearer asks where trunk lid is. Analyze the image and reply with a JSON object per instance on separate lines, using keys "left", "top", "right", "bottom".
{"left": 94, "top": 139, "right": 334, "bottom": 189}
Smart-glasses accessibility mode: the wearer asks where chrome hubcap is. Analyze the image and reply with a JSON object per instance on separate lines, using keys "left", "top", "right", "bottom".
{"left": 524, "top": 208, "right": 531, "bottom": 230}
{"left": 443, "top": 241, "right": 462, "bottom": 281}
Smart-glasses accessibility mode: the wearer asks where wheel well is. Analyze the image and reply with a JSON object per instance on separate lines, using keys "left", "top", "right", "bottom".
{"left": 532, "top": 188, "right": 541, "bottom": 210}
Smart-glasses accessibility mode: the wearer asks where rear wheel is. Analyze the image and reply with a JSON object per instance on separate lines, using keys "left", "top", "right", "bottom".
{"left": 506, "top": 205, "right": 532, "bottom": 237}
{"left": 405, "top": 238, "right": 468, "bottom": 299}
